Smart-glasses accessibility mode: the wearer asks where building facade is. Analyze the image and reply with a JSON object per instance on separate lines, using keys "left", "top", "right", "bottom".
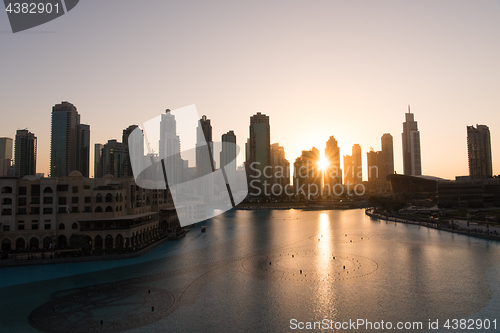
{"left": 0, "top": 173, "right": 179, "bottom": 252}
{"left": 467, "top": 124, "right": 493, "bottom": 179}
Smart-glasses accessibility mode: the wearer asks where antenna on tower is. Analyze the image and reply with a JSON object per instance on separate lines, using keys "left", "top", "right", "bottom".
{"left": 408, "top": 105, "right": 410, "bottom": 113}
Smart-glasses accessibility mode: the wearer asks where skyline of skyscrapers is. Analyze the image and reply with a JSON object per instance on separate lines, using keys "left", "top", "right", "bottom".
{"left": 0, "top": 102, "right": 495, "bottom": 187}
{"left": 467, "top": 124, "right": 493, "bottom": 179}
{"left": 402, "top": 106, "right": 422, "bottom": 176}
{"left": 50, "top": 101, "right": 90, "bottom": 178}
{"left": 14, "top": 129, "right": 37, "bottom": 178}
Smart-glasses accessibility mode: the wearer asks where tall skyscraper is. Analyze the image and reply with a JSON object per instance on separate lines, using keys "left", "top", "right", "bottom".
{"left": 14, "top": 129, "right": 37, "bottom": 178}
{"left": 159, "top": 109, "right": 182, "bottom": 184}
{"left": 122, "top": 125, "right": 139, "bottom": 178}
{"left": 94, "top": 143, "right": 103, "bottom": 178}
{"left": 50, "top": 101, "right": 90, "bottom": 177}
{"left": 467, "top": 124, "right": 493, "bottom": 179}
{"left": 98, "top": 139, "right": 131, "bottom": 178}
{"left": 294, "top": 147, "right": 321, "bottom": 198}
{"left": 196, "top": 115, "right": 214, "bottom": 176}
{"left": 270, "top": 143, "right": 290, "bottom": 188}
{"left": 343, "top": 154, "right": 353, "bottom": 186}
{"left": 0, "top": 137, "right": 13, "bottom": 160}
{"left": 249, "top": 112, "right": 270, "bottom": 195}
{"left": 367, "top": 133, "right": 394, "bottom": 182}
{"left": 324, "top": 136, "right": 342, "bottom": 187}
{"left": 380, "top": 133, "right": 394, "bottom": 178}
{"left": 78, "top": 124, "right": 90, "bottom": 177}
{"left": 221, "top": 130, "right": 237, "bottom": 184}
{"left": 352, "top": 144, "right": 362, "bottom": 184}
{"left": 402, "top": 106, "right": 422, "bottom": 176}
{"left": 0, "top": 137, "right": 13, "bottom": 176}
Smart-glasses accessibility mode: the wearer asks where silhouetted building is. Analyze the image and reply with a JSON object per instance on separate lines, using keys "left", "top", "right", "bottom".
{"left": 366, "top": 134, "right": 394, "bottom": 193}
{"left": 270, "top": 143, "right": 290, "bottom": 189}
{"left": 122, "top": 125, "right": 139, "bottom": 178}
{"left": 0, "top": 137, "right": 13, "bottom": 160}
{"left": 324, "top": 136, "right": 342, "bottom": 188}
{"left": 50, "top": 101, "right": 90, "bottom": 177}
{"left": 159, "top": 109, "right": 182, "bottom": 185}
{"left": 467, "top": 124, "right": 492, "bottom": 179}
{"left": 221, "top": 130, "right": 237, "bottom": 184}
{"left": 78, "top": 124, "right": 90, "bottom": 178}
{"left": 196, "top": 115, "right": 214, "bottom": 176}
{"left": 294, "top": 147, "right": 321, "bottom": 199}
{"left": 402, "top": 106, "right": 422, "bottom": 176}
{"left": 0, "top": 137, "right": 13, "bottom": 177}
{"left": 344, "top": 144, "right": 362, "bottom": 186}
{"left": 14, "top": 129, "right": 37, "bottom": 178}
{"left": 249, "top": 112, "right": 270, "bottom": 195}
{"left": 99, "top": 140, "right": 131, "bottom": 178}
{"left": 94, "top": 143, "right": 103, "bottom": 178}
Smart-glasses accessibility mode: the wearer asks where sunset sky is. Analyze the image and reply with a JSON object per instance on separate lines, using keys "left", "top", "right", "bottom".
{"left": 1, "top": 0, "right": 499, "bottom": 180}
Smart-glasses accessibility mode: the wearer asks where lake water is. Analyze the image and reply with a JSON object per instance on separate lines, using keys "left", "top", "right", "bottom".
{"left": 1, "top": 209, "right": 499, "bottom": 332}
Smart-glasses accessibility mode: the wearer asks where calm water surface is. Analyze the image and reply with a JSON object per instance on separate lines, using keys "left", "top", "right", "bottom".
{"left": 1, "top": 209, "right": 499, "bottom": 332}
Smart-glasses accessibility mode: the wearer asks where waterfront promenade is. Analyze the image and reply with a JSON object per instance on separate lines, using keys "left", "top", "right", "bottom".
{"left": 365, "top": 208, "right": 500, "bottom": 242}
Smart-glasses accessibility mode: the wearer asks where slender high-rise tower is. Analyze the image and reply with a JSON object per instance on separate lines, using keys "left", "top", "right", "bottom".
{"left": 380, "top": 133, "right": 394, "bottom": 178}
{"left": 14, "top": 129, "right": 37, "bottom": 178}
{"left": 352, "top": 144, "right": 362, "bottom": 184}
{"left": 325, "top": 136, "right": 342, "bottom": 187}
{"left": 467, "top": 124, "right": 493, "bottom": 179}
{"left": 0, "top": 137, "right": 13, "bottom": 176}
{"left": 402, "top": 106, "right": 422, "bottom": 176}
{"left": 50, "top": 101, "right": 90, "bottom": 177}
{"left": 249, "top": 112, "right": 270, "bottom": 195}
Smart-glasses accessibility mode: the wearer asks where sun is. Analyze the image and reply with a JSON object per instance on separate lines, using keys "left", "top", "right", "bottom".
{"left": 318, "top": 156, "right": 329, "bottom": 170}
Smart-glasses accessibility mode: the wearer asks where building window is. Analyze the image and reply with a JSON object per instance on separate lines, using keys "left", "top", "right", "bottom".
{"left": 72, "top": 223, "right": 78, "bottom": 230}
{"left": 72, "top": 197, "right": 79, "bottom": 204}
{"left": 84, "top": 206, "right": 91, "bottom": 213}
{"left": 84, "top": 185, "right": 90, "bottom": 190}
{"left": 58, "top": 207, "right": 67, "bottom": 213}
{"left": 32, "top": 224, "right": 38, "bottom": 230}
{"left": 43, "top": 197, "right": 53, "bottom": 204}
{"left": 72, "top": 186, "right": 78, "bottom": 193}
{"left": 59, "top": 223, "right": 65, "bottom": 230}
{"left": 57, "top": 185, "right": 68, "bottom": 192}
{"left": 30, "top": 197, "right": 40, "bottom": 205}
{"left": 106, "top": 193, "right": 113, "bottom": 202}
{"left": 96, "top": 194, "right": 102, "bottom": 203}
{"left": 84, "top": 196, "right": 91, "bottom": 203}
{"left": 3, "top": 225, "right": 10, "bottom": 231}
{"left": 18, "top": 225, "right": 24, "bottom": 231}
{"left": 31, "top": 185, "right": 40, "bottom": 197}
{"left": 18, "top": 187, "right": 27, "bottom": 195}
{"left": 71, "top": 207, "right": 78, "bottom": 213}
{"left": 1, "top": 186, "right": 12, "bottom": 194}
{"left": 58, "top": 197, "right": 67, "bottom": 205}
{"left": 43, "top": 187, "right": 53, "bottom": 194}
{"left": 43, "top": 208, "right": 53, "bottom": 214}
{"left": 30, "top": 207, "right": 40, "bottom": 214}
{"left": 18, "top": 208, "right": 27, "bottom": 215}
{"left": 44, "top": 224, "right": 51, "bottom": 230}
{"left": 1, "top": 198, "right": 12, "bottom": 205}
{"left": 2, "top": 209, "right": 12, "bottom": 216}
{"left": 18, "top": 197, "right": 26, "bottom": 206}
